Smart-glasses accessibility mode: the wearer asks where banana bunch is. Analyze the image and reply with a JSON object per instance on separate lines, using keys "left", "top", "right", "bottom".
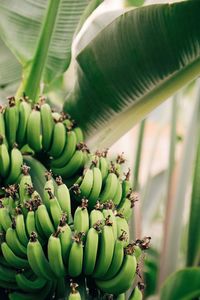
{"left": 0, "top": 96, "right": 150, "bottom": 299}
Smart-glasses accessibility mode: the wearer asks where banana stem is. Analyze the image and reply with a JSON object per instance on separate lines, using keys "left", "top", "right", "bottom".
{"left": 15, "top": 0, "right": 61, "bottom": 103}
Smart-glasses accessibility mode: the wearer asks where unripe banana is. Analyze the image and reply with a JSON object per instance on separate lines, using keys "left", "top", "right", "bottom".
{"left": 36, "top": 203, "right": 55, "bottom": 238}
{"left": 55, "top": 176, "right": 71, "bottom": 221}
{"left": 19, "top": 164, "right": 33, "bottom": 206}
{"left": 121, "top": 169, "right": 132, "bottom": 200}
{"left": 0, "top": 263, "right": 16, "bottom": 283}
{"left": 58, "top": 215, "right": 72, "bottom": 266}
{"left": 5, "top": 96, "right": 19, "bottom": 148}
{"left": 49, "top": 121, "right": 66, "bottom": 158}
{"left": 113, "top": 180, "right": 123, "bottom": 206}
{"left": 27, "top": 105, "right": 42, "bottom": 153}
{"left": 74, "top": 198, "right": 89, "bottom": 234}
{"left": 5, "top": 225, "right": 27, "bottom": 258}
{"left": 103, "top": 201, "right": 117, "bottom": 240}
{"left": 47, "top": 189, "right": 62, "bottom": 229}
{"left": 116, "top": 214, "right": 130, "bottom": 246}
{"left": 99, "top": 155, "right": 109, "bottom": 183}
{"left": 68, "top": 282, "right": 81, "bottom": 300}
{"left": 15, "top": 209, "right": 29, "bottom": 246}
{"left": 0, "top": 105, "right": 7, "bottom": 146}
{"left": 79, "top": 168, "right": 94, "bottom": 199}
{"left": 117, "top": 294, "right": 126, "bottom": 300}
{"left": 88, "top": 167, "right": 102, "bottom": 209}
{"left": 89, "top": 202, "right": 104, "bottom": 227}
{"left": 47, "top": 229, "right": 66, "bottom": 278}
{"left": 93, "top": 216, "right": 115, "bottom": 279}
{"left": 1, "top": 242, "right": 29, "bottom": 269}
{"left": 17, "top": 100, "right": 31, "bottom": 147}
{"left": 0, "top": 135, "right": 10, "bottom": 178}
{"left": 99, "top": 172, "right": 118, "bottom": 203}
{"left": 15, "top": 272, "right": 47, "bottom": 293}
{"left": 129, "top": 285, "right": 143, "bottom": 300}
{"left": 5, "top": 146, "right": 23, "bottom": 185}
{"left": 43, "top": 171, "right": 54, "bottom": 212}
{"left": 95, "top": 248, "right": 137, "bottom": 295}
{"left": 68, "top": 232, "right": 84, "bottom": 277}
{"left": 40, "top": 102, "right": 54, "bottom": 152}
{"left": 73, "top": 126, "right": 84, "bottom": 144}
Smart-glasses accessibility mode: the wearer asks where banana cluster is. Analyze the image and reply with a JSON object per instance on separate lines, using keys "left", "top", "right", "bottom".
{"left": 0, "top": 96, "right": 150, "bottom": 299}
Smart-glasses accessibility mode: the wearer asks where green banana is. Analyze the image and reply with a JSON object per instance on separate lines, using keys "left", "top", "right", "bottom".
{"left": 47, "top": 230, "right": 65, "bottom": 278}
{"left": 52, "top": 149, "right": 85, "bottom": 179}
{"left": 26, "top": 210, "right": 37, "bottom": 237}
{"left": 121, "top": 169, "right": 132, "bottom": 200}
{"left": 19, "top": 165, "right": 33, "bottom": 205}
{"left": 15, "top": 210, "right": 29, "bottom": 246}
{"left": 74, "top": 199, "right": 89, "bottom": 234}
{"left": 88, "top": 167, "right": 102, "bottom": 209}
{"left": 95, "top": 250, "right": 137, "bottom": 295}
{"left": 5, "top": 225, "right": 27, "bottom": 258}
{"left": 117, "top": 294, "right": 126, "bottom": 300}
{"left": 89, "top": 202, "right": 104, "bottom": 227}
{"left": 93, "top": 216, "right": 115, "bottom": 279}
{"left": 0, "top": 105, "right": 7, "bottom": 146}
{"left": 47, "top": 189, "right": 62, "bottom": 229}
{"left": 0, "top": 136, "right": 10, "bottom": 177}
{"left": 99, "top": 155, "right": 109, "bottom": 183}
{"left": 48, "top": 121, "right": 66, "bottom": 158}
{"left": 17, "top": 100, "right": 31, "bottom": 147}
{"left": 129, "top": 286, "right": 143, "bottom": 300}
{"left": 79, "top": 168, "right": 94, "bottom": 198}
{"left": 50, "top": 130, "right": 77, "bottom": 168}
{"left": 99, "top": 172, "right": 118, "bottom": 203}
{"left": 5, "top": 146, "right": 23, "bottom": 185}
{"left": 16, "top": 272, "right": 47, "bottom": 293}
{"left": 27, "top": 232, "right": 55, "bottom": 280}
{"left": 58, "top": 214, "right": 72, "bottom": 265}
{"left": 27, "top": 106, "right": 42, "bottom": 153}
{"left": 0, "top": 263, "right": 16, "bottom": 282}
{"left": 0, "top": 201, "right": 12, "bottom": 231}
{"left": 74, "top": 126, "right": 84, "bottom": 143}
{"left": 43, "top": 171, "right": 54, "bottom": 212}
{"left": 116, "top": 214, "right": 130, "bottom": 246}
{"left": 1, "top": 242, "right": 29, "bottom": 269}
{"left": 40, "top": 102, "right": 54, "bottom": 152}
{"left": 5, "top": 96, "right": 19, "bottom": 148}
{"left": 118, "top": 198, "right": 132, "bottom": 221}
{"left": 103, "top": 201, "right": 117, "bottom": 240}
{"left": 36, "top": 203, "right": 55, "bottom": 238}
{"left": 0, "top": 279, "right": 18, "bottom": 290}
{"left": 55, "top": 176, "right": 71, "bottom": 221}
{"left": 68, "top": 232, "right": 84, "bottom": 277}
{"left": 113, "top": 180, "right": 123, "bottom": 206}
{"left": 104, "top": 232, "right": 128, "bottom": 280}
{"left": 84, "top": 221, "right": 101, "bottom": 276}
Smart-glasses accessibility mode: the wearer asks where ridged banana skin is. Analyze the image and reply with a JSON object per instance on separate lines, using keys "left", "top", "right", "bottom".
{"left": 43, "top": 178, "right": 54, "bottom": 212}
{"left": 59, "top": 224, "right": 72, "bottom": 265}
{"left": 8, "top": 280, "right": 54, "bottom": 300}
{"left": 15, "top": 273, "right": 47, "bottom": 293}
{"left": 49, "top": 122, "right": 66, "bottom": 158}
{"left": 19, "top": 174, "right": 33, "bottom": 205}
{"left": 74, "top": 205, "right": 89, "bottom": 234}
{"left": 89, "top": 209, "right": 104, "bottom": 228}
{"left": 121, "top": 179, "right": 132, "bottom": 200}
{"left": 68, "top": 241, "right": 83, "bottom": 277}
{"left": 88, "top": 167, "right": 102, "bottom": 209}
{"left": 100, "top": 173, "right": 118, "bottom": 203}
{"left": 37, "top": 204, "right": 55, "bottom": 238}
{"left": 0, "top": 206, "right": 12, "bottom": 231}
{"left": 113, "top": 180, "right": 123, "bottom": 206}
{"left": 95, "top": 254, "right": 137, "bottom": 295}
{"left": 49, "top": 196, "right": 62, "bottom": 229}
{"left": 0, "top": 108, "right": 7, "bottom": 146}
{"left": 69, "top": 291, "right": 81, "bottom": 300}
{"left": 50, "top": 130, "right": 77, "bottom": 168}
{"left": 1, "top": 242, "right": 29, "bottom": 269}
{"left": 116, "top": 216, "right": 130, "bottom": 246}
{"left": 27, "top": 238, "right": 55, "bottom": 280}
{"left": 0, "top": 143, "right": 10, "bottom": 177}
{"left": 52, "top": 150, "right": 84, "bottom": 179}
{"left": 47, "top": 235, "right": 65, "bottom": 278}
{"left": 17, "top": 101, "right": 31, "bottom": 147}
{"left": 83, "top": 227, "right": 99, "bottom": 275}
{"left": 118, "top": 198, "right": 132, "bottom": 221}
{"left": 40, "top": 103, "right": 54, "bottom": 151}
{"left": 26, "top": 211, "right": 37, "bottom": 237}
{"left": 74, "top": 127, "right": 84, "bottom": 143}
{"left": 0, "top": 263, "right": 16, "bottom": 283}
{"left": 5, "top": 227, "right": 27, "bottom": 258}
{"left": 93, "top": 225, "right": 115, "bottom": 279}
{"left": 103, "top": 209, "right": 117, "bottom": 240}
{"left": 99, "top": 157, "right": 109, "bottom": 183}
{"left": 27, "top": 109, "right": 42, "bottom": 152}
{"left": 79, "top": 169, "right": 94, "bottom": 198}
{"left": 5, "top": 148, "right": 23, "bottom": 184}
{"left": 15, "top": 214, "right": 29, "bottom": 246}
{"left": 56, "top": 183, "right": 71, "bottom": 220}
{"left": 104, "top": 239, "right": 124, "bottom": 280}
{"left": 129, "top": 286, "right": 143, "bottom": 300}
{"left": 5, "top": 104, "right": 19, "bottom": 148}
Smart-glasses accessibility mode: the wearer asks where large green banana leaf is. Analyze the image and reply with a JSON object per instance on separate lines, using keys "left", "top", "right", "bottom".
{"left": 0, "top": 0, "right": 91, "bottom": 99}
{"left": 65, "top": 0, "right": 200, "bottom": 150}
{"left": 160, "top": 267, "right": 200, "bottom": 300}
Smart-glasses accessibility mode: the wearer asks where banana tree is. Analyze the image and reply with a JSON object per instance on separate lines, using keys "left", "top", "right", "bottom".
{"left": 0, "top": 0, "right": 200, "bottom": 299}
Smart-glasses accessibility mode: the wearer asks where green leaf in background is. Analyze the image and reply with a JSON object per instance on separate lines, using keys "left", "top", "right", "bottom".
{"left": 187, "top": 85, "right": 200, "bottom": 266}
{"left": 0, "top": 0, "right": 90, "bottom": 99}
{"left": 160, "top": 267, "right": 200, "bottom": 300}
{"left": 0, "top": 37, "right": 21, "bottom": 90}
{"left": 65, "top": 0, "right": 200, "bottom": 150}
